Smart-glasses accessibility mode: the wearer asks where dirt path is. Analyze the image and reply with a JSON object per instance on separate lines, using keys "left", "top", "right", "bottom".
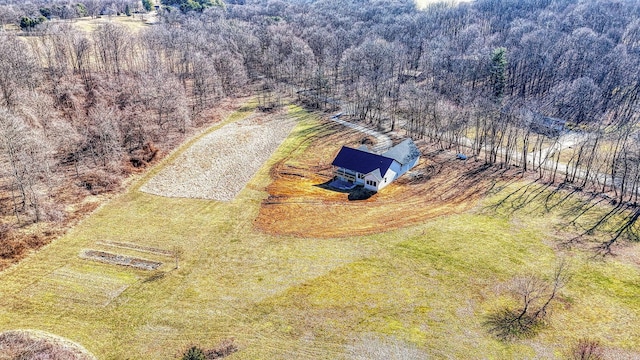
{"left": 140, "top": 112, "right": 296, "bottom": 201}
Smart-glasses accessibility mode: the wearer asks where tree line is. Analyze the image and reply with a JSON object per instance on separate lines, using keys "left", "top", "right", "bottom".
{"left": 0, "top": 0, "right": 639, "bottom": 231}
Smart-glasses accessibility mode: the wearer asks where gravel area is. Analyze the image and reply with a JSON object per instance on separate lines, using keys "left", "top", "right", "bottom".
{"left": 80, "top": 250, "right": 162, "bottom": 270}
{"left": 140, "top": 113, "right": 297, "bottom": 201}
{"left": 329, "top": 114, "right": 392, "bottom": 152}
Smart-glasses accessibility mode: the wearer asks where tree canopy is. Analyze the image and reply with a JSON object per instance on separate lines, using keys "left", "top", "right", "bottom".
{"left": 162, "top": 0, "right": 224, "bottom": 12}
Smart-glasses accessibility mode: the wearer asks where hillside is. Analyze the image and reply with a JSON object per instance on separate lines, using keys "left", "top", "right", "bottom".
{"left": 0, "top": 104, "right": 639, "bottom": 359}
{"left": 0, "top": 0, "right": 639, "bottom": 358}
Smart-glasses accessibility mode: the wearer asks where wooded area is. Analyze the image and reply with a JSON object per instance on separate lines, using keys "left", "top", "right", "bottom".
{"left": 0, "top": 0, "right": 639, "bottom": 256}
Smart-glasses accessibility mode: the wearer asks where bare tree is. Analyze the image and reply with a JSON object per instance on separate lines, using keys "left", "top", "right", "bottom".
{"left": 486, "top": 259, "right": 570, "bottom": 340}
{"left": 0, "top": 5, "right": 19, "bottom": 30}
{"left": 143, "top": 73, "right": 190, "bottom": 134}
{"left": 570, "top": 339, "right": 605, "bottom": 360}
{"left": 0, "top": 108, "right": 51, "bottom": 223}
{"left": 0, "top": 35, "right": 40, "bottom": 110}
{"left": 85, "top": 104, "right": 124, "bottom": 168}
{"left": 93, "top": 23, "right": 131, "bottom": 75}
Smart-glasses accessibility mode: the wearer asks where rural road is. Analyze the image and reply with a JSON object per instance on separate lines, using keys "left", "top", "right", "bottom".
{"left": 535, "top": 132, "right": 585, "bottom": 160}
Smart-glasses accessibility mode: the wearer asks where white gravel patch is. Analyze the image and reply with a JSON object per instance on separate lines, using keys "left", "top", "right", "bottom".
{"left": 140, "top": 113, "right": 296, "bottom": 201}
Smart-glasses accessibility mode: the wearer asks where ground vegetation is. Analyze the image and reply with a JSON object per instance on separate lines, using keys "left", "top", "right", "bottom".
{"left": 0, "top": 0, "right": 638, "bottom": 357}
{"left": 0, "top": 0, "right": 638, "bottom": 262}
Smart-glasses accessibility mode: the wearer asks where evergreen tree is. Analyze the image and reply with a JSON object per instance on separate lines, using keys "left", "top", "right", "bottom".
{"left": 490, "top": 47, "right": 508, "bottom": 100}
{"left": 142, "top": 0, "right": 154, "bottom": 12}
{"left": 182, "top": 346, "right": 205, "bottom": 360}
{"left": 19, "top": 15, "right": 46, "bottom": 30}
{"left": 39, "top": 8, "right": 52, "bottom": 19}
{"left": 163, "top": 0, "right": 224, "bottom": 13}
{"left": 75, "top": 3, "right": 88, "bottom": 17}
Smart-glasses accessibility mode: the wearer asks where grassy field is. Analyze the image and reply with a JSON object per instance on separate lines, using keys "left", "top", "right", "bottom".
{"left": 0, "top": 105, "right": 639, "bottom": 359}
{"left": 65, "top": 14, "right": 155, "bottom": 33}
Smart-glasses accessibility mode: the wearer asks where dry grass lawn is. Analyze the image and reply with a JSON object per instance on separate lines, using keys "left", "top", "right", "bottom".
{"left": 256, "top": 119, "right": 506, "bottom": 238}
{"left": 71, "top": 14, "right": 156, "bottom": 32}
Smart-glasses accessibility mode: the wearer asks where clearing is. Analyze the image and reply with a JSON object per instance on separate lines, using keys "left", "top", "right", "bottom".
{"left": 255, "top": 118, "right": 500, "bottom": 238}
{"left": 0, "top": 104, "right": 639, "bottom": 359}
{"left": 71, "top": 14, "right": 157, "bottom": 32}
{"left": 140, "top": 110, "right": 296, "bottom": 201}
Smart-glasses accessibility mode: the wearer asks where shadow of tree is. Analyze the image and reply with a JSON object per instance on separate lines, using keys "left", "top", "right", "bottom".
{"left": 484, "top": 179, "right": 640, "bottom": 256}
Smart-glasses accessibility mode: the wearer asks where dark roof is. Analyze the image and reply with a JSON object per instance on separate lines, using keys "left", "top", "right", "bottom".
{"left": 332, "top": 146, "right": 395, "bottom": 175}
{"left": 382, "top": 139, "right": 420, "bottom": 165}
{"left": 530, "top": 115, "right": 567, "bottom": 136}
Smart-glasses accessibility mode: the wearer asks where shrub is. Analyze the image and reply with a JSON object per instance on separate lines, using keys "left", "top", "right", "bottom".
{"left": 205, "top": 338, "right": 238, "bottom": 359}
{"left": 0, "top": 224, "right": 29, "bottom": 259}
{"left": 129, "top": 142, "right": 159, "bottom": 168}
{"left": 181, "top": 339, "right": 237, "bottom": 360}
{"left": 485, "top": 260, "right": 570, "bottom": 340}
{"left": 182, "top": 346, "right": 205, "bottom": 360}
{"left": 570, "top": 339, "right": 605, "bottom": 360}
{"left": 0, "top": 223, "right": 12, "bottom": 241}
{"left": 79, "top": 169, "right": 120, "bottom": 195}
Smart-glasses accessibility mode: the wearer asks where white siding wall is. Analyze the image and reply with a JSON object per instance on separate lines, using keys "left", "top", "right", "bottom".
{"left": 339, "top": 157, "right": 413, "bottom": 192}
{"left": 363, "top": 173, "right": 379, "bottom": 191}
{"left": 379, "top": 168, "right": 397, "bottom": 190}
{"left": 365, "top": 168, "right": 398, "bottom": 191}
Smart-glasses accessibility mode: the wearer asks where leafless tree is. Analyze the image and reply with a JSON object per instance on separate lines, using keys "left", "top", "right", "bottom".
{"left": 143, "top": 73, "right": 190, "bottom": 135}
{"left": 486, "top": 259, "right": 570, "bottom": 340}
{"left": 0, "top": 35, "right": 40, "bottom": 110}
{"left": 93, "top": 23, "right": 131, "bottom": 75}
{"left": 85, "top": 104, "right": 124, "bottom": 167}
{"left": 570, "top": 339, "right": 605, "bottom": 360}
{"left": 0, "top": 108, "right": 51, "bottom": 223}
{"left": 0, "top": 5, "right": 19, "bottom": 30}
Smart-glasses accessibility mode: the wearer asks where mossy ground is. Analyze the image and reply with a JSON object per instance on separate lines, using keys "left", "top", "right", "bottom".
{"left": 0, "top": 105, "right": 639, "bottom": 359}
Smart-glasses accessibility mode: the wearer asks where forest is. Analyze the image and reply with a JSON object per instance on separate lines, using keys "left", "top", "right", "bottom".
{"left": 0, "top": 0, "right": 639, "bottom": 261}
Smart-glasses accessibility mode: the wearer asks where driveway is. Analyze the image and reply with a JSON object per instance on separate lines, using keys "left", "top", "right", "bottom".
{"left": 329, "top": 114, "right": 392, "bottom": 152}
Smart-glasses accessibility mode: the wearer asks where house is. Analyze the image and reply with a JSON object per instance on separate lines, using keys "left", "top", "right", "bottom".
{"left": 399, "top": 70, "right": 425, "bottom": 83}
{"left": 331, "top": 139, "right": 420, "bottom": 192}
{"left": 530, "top": 115, "right": 567, "bottom": 137}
